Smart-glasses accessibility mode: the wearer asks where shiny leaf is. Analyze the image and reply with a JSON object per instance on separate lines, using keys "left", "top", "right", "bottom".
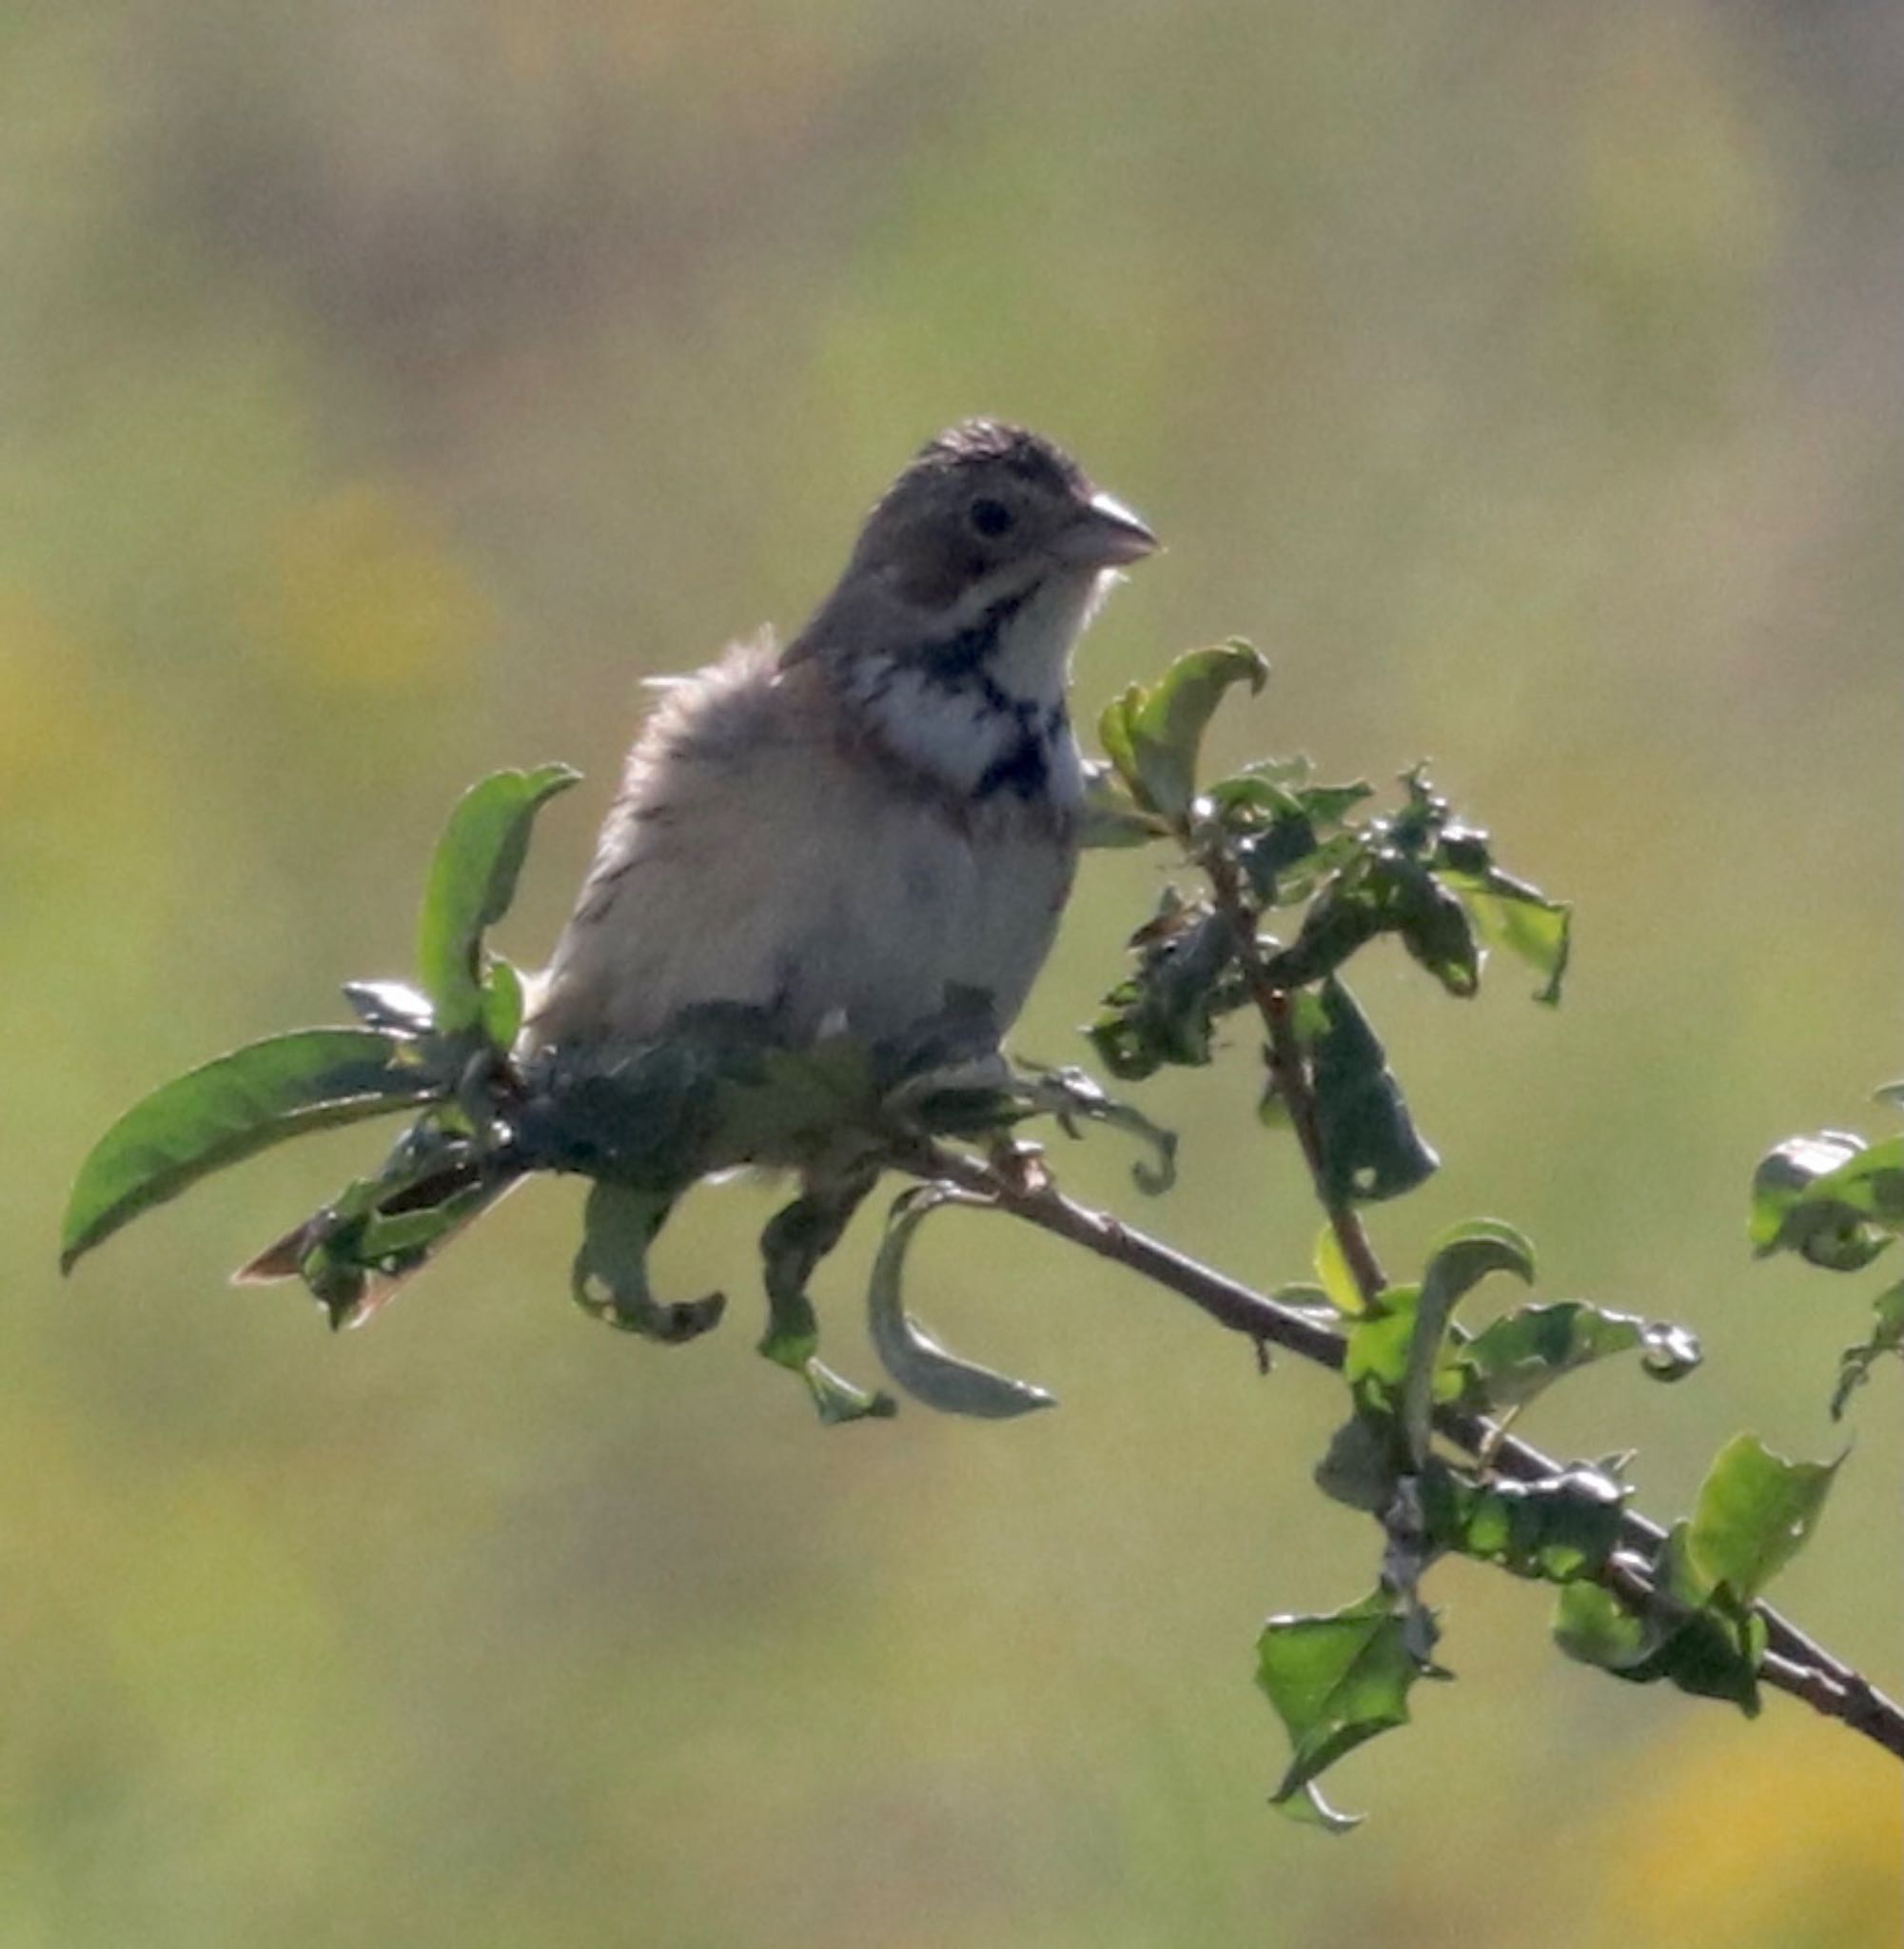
{"left": 1420, "top": 1462, "right": 1627, "bottom": 1584}
{"left": 866, "top": 1188, "right": 1055, "bottom": 1418}
{"left": 1453, "top": 1300, "right": 1701, "bottom": 1415}
{"left": 1749, "top": 1130, "right": 1899, "bottom": 1270}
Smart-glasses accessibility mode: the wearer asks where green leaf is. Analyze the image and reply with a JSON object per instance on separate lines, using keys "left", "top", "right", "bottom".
{"left": 1308, "top": 979, "right": 1439, "bottom": 1206}
{"left": 758, "top": 1168, "right": 878, "bottom": 1379}
{"left": 866, "top": 1188, "right": 1056, "bottom": 1418}
{"left": 1804, "top": 1134, "right": 1904, "bottom": 1226}
{"left": 480, "top": 956, "right": 526, "bottom": 1052}
{"left": 1552, "top": 1581, "right": 1659, "bottom": 1672}
{"left": 571, "top": 1181, "right": 726, "bottom": 1343}
{"left": 1256, "top": 1589, "right": 1423, "bottom": 1824}
{"left": 1401, "top": 1221, "right": 1536, "bottom": 1467}
{"left": 1440, "top": 865, "right": 1572, "bottom": 1005}
{"left": 1831, "top": 1281, "right": 1904, "bottom": 1419}
{"left": 288, "top": 1156, "right": 503, "bottom": 1330}
{"left": 1554, "top": 1526, "right": 1768, "bottom": 1715}
{"left": 1127, "top": 640, "right": 1269, "bottom": 825}
{"left": 801, "top": 1358, "right": 898, "bottom": 1424}
{"left": 416, "top": 763, "right": 580, "bottom": 1038}
{"left": 1077, "top": 760, "right": 1170, "bottom": 851}
{"left": 1393, "top": 869, "right": 1481, "bottom": 999}
{"left": 1098, "top": 642, "right": 1268, "bottom": 825}
{"left": 1454, "top": 1300, "right": 1701, "bottom": 1415}
{"left": 1749, "top": 1130, "right": 1899, "bottom": 1270}
{"left": 1096, "top": 684, "right": 1141, "bottom": 796}
{"left": 1312, "top": 1413, "right": 1398, "bottom": 1514}
{"left": 1313, "top": 1222, "right": 1365, "bottom": 1315}
{"left": 1276, "top": 1782, "right": 1364, "bottom": 1835}
{"left": 1420, "top": 1462, "right": 1627, "bottom": 1584}
{"left": 1685, "top": 1433, "right": 1841, "bottom": 1604}
{"left": 62, "top": 1029, "right": 436, "bottom": 1272}
{"left": 1343, "top": 1282, "right": 1421, "bottom": 1396}
{"left": 1257, "top": 869, "right": 1389, "bottom": 990}
{"left": 1088, "top": 899, "right": 1244, "bottom": 1080}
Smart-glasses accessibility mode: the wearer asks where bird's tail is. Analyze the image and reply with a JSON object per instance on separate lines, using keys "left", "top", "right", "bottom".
{"left": 232, "top": 1155, "right": 523, "bottom": 1329}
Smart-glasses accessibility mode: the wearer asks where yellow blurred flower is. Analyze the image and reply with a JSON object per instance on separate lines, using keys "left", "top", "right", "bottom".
{"left": 1589, "top": 1718, "right": 1902, "bottom": 1949}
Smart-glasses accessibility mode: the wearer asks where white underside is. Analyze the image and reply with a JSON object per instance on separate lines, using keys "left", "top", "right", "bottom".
{"left": 528, "top": 646, "right": 1078, "bottom": 1049}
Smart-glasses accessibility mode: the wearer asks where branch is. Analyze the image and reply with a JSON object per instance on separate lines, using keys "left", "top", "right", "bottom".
{"left": 903, "top": 1137, "right": 1904, "bottom": 1762}
{"left": 1189, "top": 837, "right": 1904, "bottom": 1756}
{"left": 1200, "top": 841, "right": 1388, "bottom": 1304}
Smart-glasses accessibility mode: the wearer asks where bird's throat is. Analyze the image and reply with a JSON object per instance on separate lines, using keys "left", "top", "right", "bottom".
{"left": 834, "top": 569, "right": 1103, "bottom": 812}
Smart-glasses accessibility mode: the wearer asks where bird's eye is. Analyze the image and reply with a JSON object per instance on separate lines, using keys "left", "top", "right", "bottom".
{"left": 968, "top": 496, "right": 1015, "bottom": 539}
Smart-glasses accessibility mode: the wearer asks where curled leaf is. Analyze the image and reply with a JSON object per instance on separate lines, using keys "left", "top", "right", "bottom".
{"left": 1016, "top": 1064, "right": 1178, "bottom": 1192}
{"left": 417, "top": 763, "right": 580, "bottom": 1039}
{"left": 1099, "top": 641, "right": 1267, "bottom": 826}
{"left": 1419, "top": 1462, "right": 1627, "bottom": 1585}
{"left": 1439, "top": 863, "right": 1572, "bottom": 1005}
{"left": 866, "top": 1188, "right": 1055, "bottom": 1418}
{"left": 1454, "top": 1300, "right": 1700, "bottom": 1416}
{"left": 1749, "top": 1130, "right": 1900, "bottom": 1270}
{"left": 1401, "top": 1220, "right": 1537, "bottom": 1466}
{"left": 1554, "top": 1524, "right": 1768, "bottom": 1715}
{"left": 571, "top": 1181, "right": 725, "bottom": 1343}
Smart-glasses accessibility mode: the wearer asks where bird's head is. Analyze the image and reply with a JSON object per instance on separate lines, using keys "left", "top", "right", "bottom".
{"left": 847, "top": 419, "right": 1157, "bottom": 613}
{"left": 791, "top": 421, "right": 1157, "bottom": 693}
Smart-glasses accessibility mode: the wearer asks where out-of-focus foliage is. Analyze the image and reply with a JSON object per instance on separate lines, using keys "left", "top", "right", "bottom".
{"left": 10, "top": 1, "right": 1900, "bottom": 1943}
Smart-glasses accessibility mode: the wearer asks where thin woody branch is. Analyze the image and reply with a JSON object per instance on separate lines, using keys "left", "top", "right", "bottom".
{"left": 896, "top": 1138, "right": 1904, "bottom": 1764}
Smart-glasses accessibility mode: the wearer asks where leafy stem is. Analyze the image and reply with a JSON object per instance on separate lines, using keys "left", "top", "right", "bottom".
{"left": 893, "top": 1132, "right": 1904, "bottom": 1762}
{"left": 60, "top": 644, "right": 1903, "bottom": 1824}
{"left": 1198, "top": 828, "right": 1387, "bottom": 1308}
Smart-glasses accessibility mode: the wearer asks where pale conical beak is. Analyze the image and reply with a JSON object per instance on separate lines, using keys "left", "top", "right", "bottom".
{"left": 1055, "top": 490, "right": 1160, "bottom": 569}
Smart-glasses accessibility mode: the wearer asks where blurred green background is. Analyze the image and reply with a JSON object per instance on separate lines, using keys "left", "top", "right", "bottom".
{"left": 7, "top": 1, "right": 1899, "bottom": 1942}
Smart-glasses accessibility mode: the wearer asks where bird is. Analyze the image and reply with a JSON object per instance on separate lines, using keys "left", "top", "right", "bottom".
{"left": 235, "top": 421, "right": 1155, "bottom": 1298}
{"left": 523, "top": 418, "right": 1157, "bottom": 1060}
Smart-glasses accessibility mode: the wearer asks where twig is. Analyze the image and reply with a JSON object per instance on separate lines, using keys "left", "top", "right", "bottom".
{"left": 1225, "top": 842, "right": 1899, "bottom": 1754}
{"left": 1200, "top": 842, "right": 1387, "bottom": 1303}
{"left": 899, "top": 1137, "right": 1904, "bottom": 1761}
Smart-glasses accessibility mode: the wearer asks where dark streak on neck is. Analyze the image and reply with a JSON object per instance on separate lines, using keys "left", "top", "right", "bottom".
{"left": 973, "top": 730, "right": 1050, "bottom": 801}
{"left": 913, "top": 587, "right": 1033, "bottom": 690}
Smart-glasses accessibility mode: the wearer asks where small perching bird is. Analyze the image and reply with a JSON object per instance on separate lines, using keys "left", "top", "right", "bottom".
{"left": 227, "top": 421, "right": 1154, "bottom": 1297}
{"left": 525, "top": 419, "right": 1157, "bottom": 1057}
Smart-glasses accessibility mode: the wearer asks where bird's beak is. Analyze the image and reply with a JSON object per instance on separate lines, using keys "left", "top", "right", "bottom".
{"left": 1055, "top": 490, "right": 1160, "bottom": 569}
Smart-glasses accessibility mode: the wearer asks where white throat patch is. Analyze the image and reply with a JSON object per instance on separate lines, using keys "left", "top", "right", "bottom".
{"left": 836, "top": 566, "right": 1110, "bottom": 806}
